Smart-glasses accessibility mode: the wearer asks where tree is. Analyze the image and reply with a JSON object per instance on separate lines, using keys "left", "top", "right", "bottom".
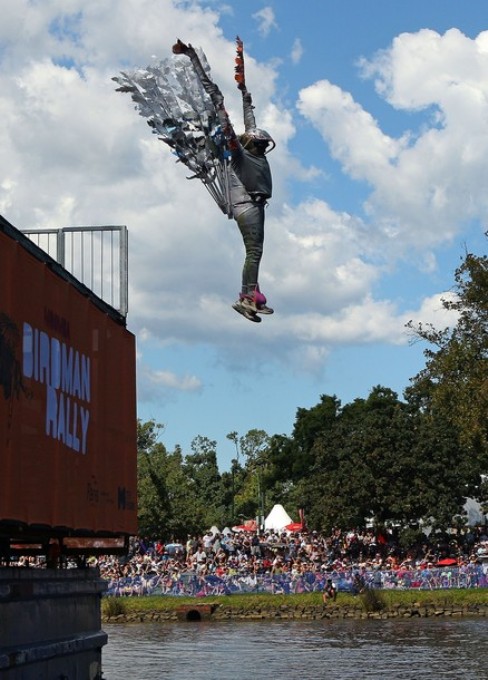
{"left": 137, "top": 420, "right": 171, "bottom": 538}
{"left": 276, "top": 384, "right": 479, "bottom": 532}
{"left": 404, "top": 395, "right": 478, "bottom": 529}
{"left": 407, "top": 237, "right": 488, "bottom": 510}
{"left": 226, "top": 429, "right": 271, "bottom": 522}
{"left": 266, "top": 395, "right": 342, "bottom": 490}
{"left": 184, "top": 436, "right": 225, "bottom": 528}
{"left": 301, "top": 387, "right": 417, "bottom": 531}
{"left": 137, "top": 420, "right": 203, "bottom": 540}
{"left": 226, "top": 432, "right": 246, "bottom": 523}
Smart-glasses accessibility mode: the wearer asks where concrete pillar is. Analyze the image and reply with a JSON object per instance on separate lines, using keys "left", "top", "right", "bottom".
{"left": 0, "top": 568, "right": 107, "bottom": 680}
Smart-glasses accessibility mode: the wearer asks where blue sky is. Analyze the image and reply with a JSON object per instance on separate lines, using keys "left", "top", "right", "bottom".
{"left": 1, "top": 1, "right": 487, "bottom": 470}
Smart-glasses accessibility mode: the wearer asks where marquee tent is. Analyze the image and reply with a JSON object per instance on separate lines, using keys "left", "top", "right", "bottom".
{"left": 264, "top": 504, "right": 293, "bottom": 531}
{"left": 464, "top": 497, "right": 486, "bottom": 526}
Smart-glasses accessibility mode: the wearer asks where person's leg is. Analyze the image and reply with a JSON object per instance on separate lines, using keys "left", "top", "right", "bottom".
{"left": 233, "top": 205, "right": 273, "bottom": 314}
{"left": 235, "top": 204, "right": 264, "bottom": 295}
{"left": 231, "top": 204, "right": 266, "bottom": 320}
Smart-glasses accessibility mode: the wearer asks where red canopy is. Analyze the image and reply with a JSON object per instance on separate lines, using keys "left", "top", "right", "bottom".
{"left": 285, "top": 522, "right": 304, "bottom": 532}
{"left": 232, "top": 519, "right": 257, "bottom": 532}
{"left": 436, "top": 558, "right": 458, "bottom": 566}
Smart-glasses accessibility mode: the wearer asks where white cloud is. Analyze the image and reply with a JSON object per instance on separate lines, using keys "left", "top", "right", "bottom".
{"left": 264, "top": 199, "right": 379, "bottom": 310}
{"left": 0, "top": 5, "right": 479, "bottom": 384}
{"left": 404, "top": 291, "right": 459, "bottom": 333}
{"left": 291, "top": 38, "right": 303, "bottom": 65}
{"left": 297, "top": 28, "right": 488, "bottom": 259}
{"left": 252, "top": 7, "right": 278, "bottom": 38}
{"left": 358, "top": 28, "right": 488, "bottom": 113}
{"left": 136, "top": 360, "right": 203, "bottom": 404}
{"left": 297, "top": 80, "right": 402, "bottom": 176}
{"left": 150, "top": 370, "right": 203, "bottom": 391}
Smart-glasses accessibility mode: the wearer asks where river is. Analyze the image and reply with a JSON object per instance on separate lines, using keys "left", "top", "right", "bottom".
{"left": 102, "top": 617, "right": 488, "bottom": 679}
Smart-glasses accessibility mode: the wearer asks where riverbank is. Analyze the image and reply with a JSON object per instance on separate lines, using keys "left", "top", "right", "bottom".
{"left": 102, "top": 588, "right": 488, "bottom": 623}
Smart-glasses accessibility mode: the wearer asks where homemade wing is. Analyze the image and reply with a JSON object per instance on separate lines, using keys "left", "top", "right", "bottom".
{"left": 113, "top": 48, "right": 233, "bottom": 218}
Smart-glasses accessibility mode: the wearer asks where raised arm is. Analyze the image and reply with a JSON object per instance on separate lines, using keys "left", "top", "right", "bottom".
{"left": 235, "top": 36, "right": 257, "bottom": 132}
{"left": 173, "top": 39, "right": 239, "bottom": 150}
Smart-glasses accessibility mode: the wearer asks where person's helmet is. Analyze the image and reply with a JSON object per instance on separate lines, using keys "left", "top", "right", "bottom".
{"left": 240, "top": 128, "right": 276, "bottom": 153}
{"left": 251, "top": 128, "right": 274, "bottom": 143}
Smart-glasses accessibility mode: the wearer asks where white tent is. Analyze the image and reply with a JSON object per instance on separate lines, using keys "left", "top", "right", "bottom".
{"left": 264, "top": 504, "right": 293, "bottom": 531}
{"left": 464, "top": 498, "right": 486, "bottom": 526}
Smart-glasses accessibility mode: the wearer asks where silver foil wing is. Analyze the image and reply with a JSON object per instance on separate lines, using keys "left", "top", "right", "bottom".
{"left": 113, "top": 51, "right": 233, "bottom": 218}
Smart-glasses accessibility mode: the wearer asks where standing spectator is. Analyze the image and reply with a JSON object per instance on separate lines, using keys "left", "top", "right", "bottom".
{"left": 203, "top": 531, "right": 215, "bottom": 556}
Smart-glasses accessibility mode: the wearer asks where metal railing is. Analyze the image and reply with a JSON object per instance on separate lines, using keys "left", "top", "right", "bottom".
{"left": 102, "top": 564, "right": 487, "bottom": 597}
{"left": 21, "top": 225, "right": 128, "bottom": 317}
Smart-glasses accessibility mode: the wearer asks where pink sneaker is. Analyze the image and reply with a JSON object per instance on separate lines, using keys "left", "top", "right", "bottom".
{"left": 253, "top": 289, "right": 274, "bottom": 315}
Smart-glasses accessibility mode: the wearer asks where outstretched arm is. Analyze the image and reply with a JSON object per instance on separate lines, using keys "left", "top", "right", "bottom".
{"left": 235, "top": 36, "right": 257, "bottom": 132}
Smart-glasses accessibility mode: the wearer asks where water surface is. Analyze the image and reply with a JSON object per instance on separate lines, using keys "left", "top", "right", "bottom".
{"left": 102, "top": 617, "right": 488, "bottom": 679}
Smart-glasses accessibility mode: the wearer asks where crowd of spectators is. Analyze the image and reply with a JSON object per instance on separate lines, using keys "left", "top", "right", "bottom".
{"left": 96, "top": 524, "right": 488, "bottom": 597}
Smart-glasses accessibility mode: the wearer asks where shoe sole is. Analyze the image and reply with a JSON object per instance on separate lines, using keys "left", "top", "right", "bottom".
{"left": 256, "top": 307, "right": 274, "bottom": 315}
{"left": 232, "top": 303, "right": 262, "bottom": 322}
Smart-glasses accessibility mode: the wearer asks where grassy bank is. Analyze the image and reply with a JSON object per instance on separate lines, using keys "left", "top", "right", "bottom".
{"left": 102, "top": 588, "right": 488, "bottom": 619}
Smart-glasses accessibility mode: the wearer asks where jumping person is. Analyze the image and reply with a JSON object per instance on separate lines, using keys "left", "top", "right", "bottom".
{"left": 172, "top": 38, "right": 275, "bottom": 323}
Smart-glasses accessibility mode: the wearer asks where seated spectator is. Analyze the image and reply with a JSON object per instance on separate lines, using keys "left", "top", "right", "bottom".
{"left": 351, "top": 572, "right": 365, "bottom": 595}
{"left": 322, "top": 578, "right": 337, "bottom": 603}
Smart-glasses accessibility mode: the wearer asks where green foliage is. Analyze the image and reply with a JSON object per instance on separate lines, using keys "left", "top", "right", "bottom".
{"left": 403, "top": 401, "right": 476, "bottom": 527}
{"left": 359, "top": 587, "right": 387, "bottom": 613}
{"left": 268, "top": 396, "right": 341, "bottom": 483}
{"left": 407, "top": 241, "right": 488, "bottom": 457}
{"left": 101, "top": 589, "right": 488, "bottom": 618}
{"left": 137, "top": 421, "right": 207, "bottom": 539}
{"left": 102, "top": 597, "right": 127, "bottom": 617}
{"left": 298, "top": 387, "right": 420, "bottom": 531}
{"left": 479, "top": 477, "right": 488, "bottom": 517}
{"left": 397, "top": 527, "right": 426, "bottom": 550}
{"left": 406, "top": 237, "right": 488, "bottom": 516}
{"left": 227, "top": 429, "right": 271, "bottom": 521}
{"left": 137, "top": 420, "right": 170, "bottom": 537}
{"left": 184, "top": 436, "right": 225, "bottom": 528}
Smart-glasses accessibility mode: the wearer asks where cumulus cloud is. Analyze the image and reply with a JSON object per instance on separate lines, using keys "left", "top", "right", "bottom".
{"left": 297, "top": 81, "right": 402, "bottom": 179}
{"left": 0, "top": 4, "right": 480, "bottom": 385}
{"left": 297, "top": 27, "right": 488, "bottom": 259}
{"left": 404, "top": 291, "right": 459, "bottom": 332}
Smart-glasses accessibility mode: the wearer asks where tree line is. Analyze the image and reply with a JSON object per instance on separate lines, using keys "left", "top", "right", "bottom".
{"left": 137, "top": 239, "right": 488, "bottom": 543}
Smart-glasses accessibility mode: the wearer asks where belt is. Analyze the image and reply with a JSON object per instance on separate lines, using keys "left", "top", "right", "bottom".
{"left": 249, "top": 194, "right": 268, "bottom": 205}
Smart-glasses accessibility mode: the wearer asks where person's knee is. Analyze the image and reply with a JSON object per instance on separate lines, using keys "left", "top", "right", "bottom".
{"left": 246, "top": 243, "right": 263, "bottom": 260}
